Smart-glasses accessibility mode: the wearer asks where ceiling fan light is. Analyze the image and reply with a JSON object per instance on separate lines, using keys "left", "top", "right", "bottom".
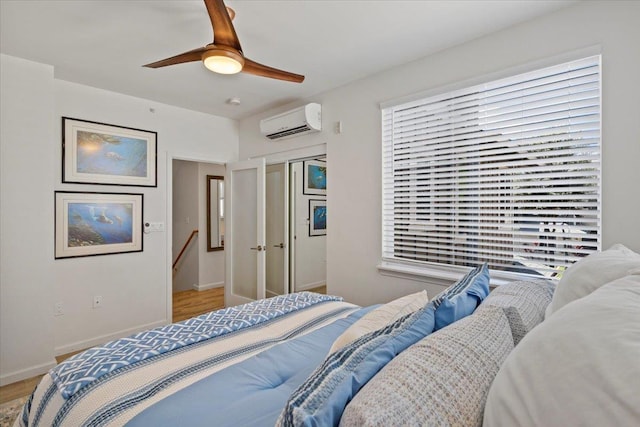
{"left": 203, "top": 50, "right": 244, "bottom": 75}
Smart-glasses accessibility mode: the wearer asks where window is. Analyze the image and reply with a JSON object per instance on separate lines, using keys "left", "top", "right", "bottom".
{"left": 382, "top": 56, "right": 601, "bottom": 280}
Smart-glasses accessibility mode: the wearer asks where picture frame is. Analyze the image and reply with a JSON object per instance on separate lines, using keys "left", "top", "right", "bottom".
{"left": 303, "top": 159, "right": 326, "bottom": 195}
{"left": 309, "top": 199, "right": 327, "bottom": 237}
{"left": 55, "top": 191, "right": 143, "bottom": 259}
{"left": 62, "top": 117, "right": 157, "bottom": 187}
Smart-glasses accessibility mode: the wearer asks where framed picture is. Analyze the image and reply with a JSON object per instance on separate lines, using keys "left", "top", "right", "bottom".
{"left": 303, "top": 159, "right": 326, "bottom": 195}
{"left": 309, "top": 199, "right": 327, "bottom": 237}
{"left": 62, "top": 117, "right": 157, "bottom": 187}
{"left": 55, "top": 191, "right": 143, "bottom": 259}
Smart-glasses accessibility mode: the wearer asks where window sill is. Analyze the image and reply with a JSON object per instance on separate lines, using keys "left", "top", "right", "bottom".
{"left": 377, "top": 260, "right": 536, "bottom": 288}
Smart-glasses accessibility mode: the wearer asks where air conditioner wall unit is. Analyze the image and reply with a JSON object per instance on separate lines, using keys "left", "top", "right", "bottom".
{"left": 260, "top": 103, "right": 322, "bottom": 141}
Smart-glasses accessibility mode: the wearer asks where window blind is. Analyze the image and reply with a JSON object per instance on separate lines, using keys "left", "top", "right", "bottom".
{"left": 382, "top": 55, "right": 601, "bottom": 279}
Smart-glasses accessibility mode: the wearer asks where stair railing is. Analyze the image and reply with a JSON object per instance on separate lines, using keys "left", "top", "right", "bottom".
{"left": 173, "top": 229, "right": 199, "bottom": 270}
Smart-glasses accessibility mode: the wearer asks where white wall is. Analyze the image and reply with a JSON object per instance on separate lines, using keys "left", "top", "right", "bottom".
{"left": 52, "top": 81, "right": 237, "bottom": 353}
{"left": 0, "top": 55, "right": 239, "bottom": 384}
{"left": 239, "top": 1, "right": 640, "bottom": 307}
{"left": 291, "top": 161, "right": 326, "bottom": 290}
{"left": 172, "top": 160, "right": 200, "bottom": 292}
{"left": 198, "top": 162, "right": 225, "bottom": 289}
{"left": 0, "top": 55, "right": 56, "bottom": 384}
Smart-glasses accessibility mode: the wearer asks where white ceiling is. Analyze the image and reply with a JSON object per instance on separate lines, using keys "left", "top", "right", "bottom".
{"left": 0, "top": 0, "right": 575, "bottom": 120}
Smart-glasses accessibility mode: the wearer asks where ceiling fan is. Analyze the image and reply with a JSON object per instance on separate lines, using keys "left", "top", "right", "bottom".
{"left": 143, "top": 0, "right": 304, "bottom": 83}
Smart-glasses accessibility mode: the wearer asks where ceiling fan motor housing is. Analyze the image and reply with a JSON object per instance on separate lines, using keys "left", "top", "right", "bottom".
{"left": 202, "top": 45, "right": 245, "bottom": 74}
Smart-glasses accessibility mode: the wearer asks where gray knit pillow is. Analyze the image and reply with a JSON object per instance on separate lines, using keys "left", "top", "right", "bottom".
{"left": 481, "top": 280, "right": 554, "bottom": 345}
{"left": 340, "top": 305, "right": 513, "bottom": 427}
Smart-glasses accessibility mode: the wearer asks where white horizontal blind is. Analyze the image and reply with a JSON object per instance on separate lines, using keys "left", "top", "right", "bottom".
{"left": 382, "top": 56, "right": 601, "bottom": 279}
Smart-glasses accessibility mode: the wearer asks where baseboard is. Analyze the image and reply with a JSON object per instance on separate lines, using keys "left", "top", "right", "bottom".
{"left": 295, "top": 281, "right": 326, "bottom": 291}
{"left": 193, "top": 281, "right": 224, "bottom": 291}
{"left": 0, "top": 359, "right": 57, "bottom": 386}
{"left": 266, "top": 289, "right": 279, "bottom": 298}
{"left": 53, "top": 320, "right": 167, "bottom": 356}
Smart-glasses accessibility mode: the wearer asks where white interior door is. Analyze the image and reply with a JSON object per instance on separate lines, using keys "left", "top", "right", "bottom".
{"left": 266, "top": 163, "right": 289, "bottom": 297}
{"left": 225, "top": 159, "right": 266, "bottom": 307}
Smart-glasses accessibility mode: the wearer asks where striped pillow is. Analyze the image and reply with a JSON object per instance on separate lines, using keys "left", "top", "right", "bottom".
{"left": 276, "top": 302, "right": 437, "bottom": 427}
{"left": 328, "top": 290, "right": 428, "bottom": 354}
{"left": 432, "top": 263, "right": 490, "bottom": 331}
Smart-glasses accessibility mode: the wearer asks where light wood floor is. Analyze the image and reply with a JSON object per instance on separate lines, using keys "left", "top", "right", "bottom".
{"left": 172, "top": 287, "right": 225, "bottom": 322}
{"left": 0, "top": 285, "right": 325, "bottom": 403}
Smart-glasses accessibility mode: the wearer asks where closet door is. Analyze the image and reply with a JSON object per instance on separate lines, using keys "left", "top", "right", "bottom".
{"left": 225, "top": 159, "right": 266, "bottom": 307}
{"left": 265, "top": 163, "right": 289, "bottom": 297}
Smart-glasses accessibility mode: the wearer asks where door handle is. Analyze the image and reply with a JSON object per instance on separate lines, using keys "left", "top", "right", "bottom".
{"left": 250, "top": 245, "right": 264, "bottom": 251}
{"left": 273, "top": 243, "right": 285, "bottom": 248}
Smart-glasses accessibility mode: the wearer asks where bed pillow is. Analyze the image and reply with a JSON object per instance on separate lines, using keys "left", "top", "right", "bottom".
{"left": 341, "top": 305, "right": 513, "bottom": 427}
{"left": 483, "top": 274, "right": 640, "bottom": 427}
{"left": 480, "top": 279, "right": 554, "bottom": 345}
{"left": 276, "top": 302, "right": 437, "bottom": 427}
{"left": 329, "top": 290, "right": 428, "bottom": 353}
{"left": 433, "top": 263, "right": 490, "bottom": 331}
{"left": 545, "top": 243, "right": 640, "bottom": 318}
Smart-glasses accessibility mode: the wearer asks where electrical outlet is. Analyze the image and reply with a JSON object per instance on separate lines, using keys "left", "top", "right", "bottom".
{"left": 93, "top": 295, "right": 103, "bottom": 309}
{"left": 54, "top": 302, "right": 64, "bottom": 316}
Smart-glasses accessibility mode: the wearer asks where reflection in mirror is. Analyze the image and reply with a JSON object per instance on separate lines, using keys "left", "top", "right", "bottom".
{"left": 207, "top": 175, "right": 224, "bottom": 251}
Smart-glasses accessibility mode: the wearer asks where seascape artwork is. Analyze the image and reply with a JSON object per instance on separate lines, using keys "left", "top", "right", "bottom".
{"left": 313, "top": 205, "right": 327, "bottom": 231}
{"left": 76, "top": 131, "right": 147, "bottom": 177}
{"left": 309, "top": 199, "right": 326, "bottom": 236}
{"left": 303, "top": 160, "right": 327, "bottom": 196}
{"left": 67, "top": 202, "right": 133, "bottom": 247}
{"left": 307, "top": 164, "right": 326, "bottom": 190}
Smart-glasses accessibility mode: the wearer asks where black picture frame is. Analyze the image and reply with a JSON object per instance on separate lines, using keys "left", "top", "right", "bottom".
{"left": 309, "top": 199, "right": 327, "bottom": 237}
{"left": 303, "top": 159, "right": 326, "bottom": 196}
{"left": 55, "top": 191, "right": 144, "bottom": 259}
{"left": 62, "top": 117, "right": 157, "bottom": 187}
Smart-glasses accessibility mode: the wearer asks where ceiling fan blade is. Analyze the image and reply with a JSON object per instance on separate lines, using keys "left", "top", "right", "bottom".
{"left": 204, "top": 0, "right": 242, "bottom": 52}
{"left": 143, "top": 47, "right": 207, "bottom": 68}
{"left": 243, "top": 58, "right": 305, "bottom": 83}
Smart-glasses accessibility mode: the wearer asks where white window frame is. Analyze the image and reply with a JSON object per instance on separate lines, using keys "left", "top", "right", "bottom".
{"left": 379, "top": 54, "right": 602, "bottom": 285}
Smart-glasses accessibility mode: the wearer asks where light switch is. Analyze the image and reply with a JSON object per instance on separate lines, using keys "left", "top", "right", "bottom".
{"left": 144, "top": 222, "right": 165, "bottom": 233}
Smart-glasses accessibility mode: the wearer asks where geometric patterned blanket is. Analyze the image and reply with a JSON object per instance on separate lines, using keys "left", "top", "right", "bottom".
{"left": 49, "top": 292, "right": 342, "bottom": 400}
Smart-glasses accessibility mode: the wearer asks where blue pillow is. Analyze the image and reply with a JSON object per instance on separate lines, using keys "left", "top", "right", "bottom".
{"left": 277, "top": 302, "right": 437, "bottom": 427}
{"left": 433, "top": 263, "right": 490, "bottom": 331}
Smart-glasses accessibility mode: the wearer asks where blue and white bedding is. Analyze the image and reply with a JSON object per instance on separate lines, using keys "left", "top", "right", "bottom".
{"left": 19, "top": 271, "right": 490, "bottom": 427}
{"left": 126, "top": 305, "right": 375, "bottom": 427}
{"left": 51, "top": 292, "right": 343, "bottom": 400}
{"left": 19, "top": 293, "right": 365, "bottom": 427}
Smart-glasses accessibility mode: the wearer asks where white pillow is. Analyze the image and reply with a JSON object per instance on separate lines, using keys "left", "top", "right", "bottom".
{"left": 328, "top": 290, "right": 428, "bottom": 354}
{"left": 545, "top": 243, "right": 640, "bottom": 317}
{"left": 484, "top": 274, "right": 640, "bottom": 427}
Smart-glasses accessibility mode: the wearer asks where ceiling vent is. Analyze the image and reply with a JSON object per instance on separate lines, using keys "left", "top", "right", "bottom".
{"left": 260, "top": 103, "right": 321, "bottom": 141}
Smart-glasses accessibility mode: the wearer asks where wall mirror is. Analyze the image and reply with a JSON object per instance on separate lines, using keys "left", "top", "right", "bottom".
{"left": 207, "top": 175, "right": 224, "bottom": 251}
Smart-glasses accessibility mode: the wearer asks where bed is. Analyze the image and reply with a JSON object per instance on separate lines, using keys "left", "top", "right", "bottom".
{"left": 18, "top": 293, "right": 372, "bottom": 426}
{"left": 17, "top": 264, "right": 499, "bottom": 427}
{"left": 30, "top": 256, "right": 634, "bottom": 426}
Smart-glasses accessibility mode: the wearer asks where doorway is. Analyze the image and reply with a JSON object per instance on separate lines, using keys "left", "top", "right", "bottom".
{"left": 288, "top": 157, "right": 326, "bottom": 293}
{"left": 171, "top": 159, "right": 226, "bottom": 321}
{"left": 265, "top": 157, "right": 327, "bottom": 296}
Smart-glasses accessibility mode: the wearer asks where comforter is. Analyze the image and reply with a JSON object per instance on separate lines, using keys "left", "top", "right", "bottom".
{"left": 18, "top": 293, "right": 369, "bottom": 427}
